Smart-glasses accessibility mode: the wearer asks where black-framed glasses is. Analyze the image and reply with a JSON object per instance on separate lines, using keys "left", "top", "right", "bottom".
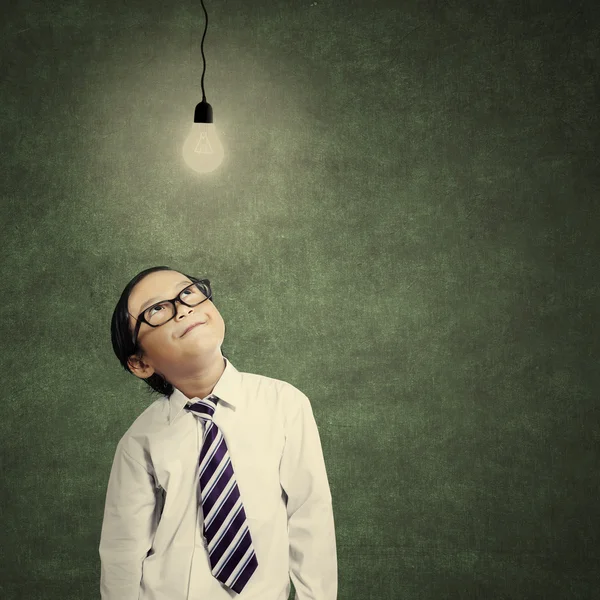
{"left": 129, "top": 279, "right": 212, "bottom": 349}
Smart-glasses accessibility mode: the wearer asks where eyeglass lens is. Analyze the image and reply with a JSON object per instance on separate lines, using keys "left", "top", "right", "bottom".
{"left": 144, "top": 282, "right": 209, "bottom": 326}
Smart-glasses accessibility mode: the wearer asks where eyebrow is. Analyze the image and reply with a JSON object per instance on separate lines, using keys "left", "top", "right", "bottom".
{"left": 139, "top": 280, "right": 192, "bottom": 313}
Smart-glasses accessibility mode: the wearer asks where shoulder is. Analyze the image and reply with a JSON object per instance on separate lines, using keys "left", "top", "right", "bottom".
{"left": 238, "top": 369, "right": 311, "bottom": 419}
{"left": 239, "top": 369, "right": 307, "bottom": 397}
{"left": 114, "top": 398, "right": 167, "bottom": 459}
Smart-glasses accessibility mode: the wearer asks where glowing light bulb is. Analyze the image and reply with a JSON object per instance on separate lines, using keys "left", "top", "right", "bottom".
{"left": 182, "top": 100, "right": 224, "bottom": 174}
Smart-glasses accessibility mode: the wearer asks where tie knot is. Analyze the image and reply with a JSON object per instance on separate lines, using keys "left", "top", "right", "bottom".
{"left": 185, "top": 394, "right": 218, "bottom": 421}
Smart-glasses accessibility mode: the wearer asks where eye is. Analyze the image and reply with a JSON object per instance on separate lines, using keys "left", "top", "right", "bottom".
{"left": 147, "top": 301, "right": 170, "bottom": 316}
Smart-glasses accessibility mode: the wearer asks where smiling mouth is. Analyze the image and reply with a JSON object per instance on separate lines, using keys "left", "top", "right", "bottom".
{"left": 182, "top": 322, "right": 206, "bottom": 336}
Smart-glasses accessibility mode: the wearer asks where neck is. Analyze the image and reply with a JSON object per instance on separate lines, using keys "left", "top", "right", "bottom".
{"left": 174, "top": 354, "right": 226, "bottom": 401}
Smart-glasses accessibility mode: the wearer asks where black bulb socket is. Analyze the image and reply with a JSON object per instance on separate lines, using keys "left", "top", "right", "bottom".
{"left": 194, "top": 101, "right": 213, "bottom": 123}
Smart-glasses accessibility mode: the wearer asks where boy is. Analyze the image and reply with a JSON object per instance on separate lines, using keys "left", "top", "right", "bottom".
{"left": 100, "top": 266, "right": 337, "bottom": 599}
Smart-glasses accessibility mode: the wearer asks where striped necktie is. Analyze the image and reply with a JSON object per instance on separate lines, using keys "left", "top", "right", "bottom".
{"left": 185, "top": 395, "right": 259, "bottom": 594}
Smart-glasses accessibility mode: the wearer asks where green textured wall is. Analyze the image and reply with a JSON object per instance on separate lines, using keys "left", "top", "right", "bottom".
{"left": 1, "top": 0, "right": 598, "bottom": 598}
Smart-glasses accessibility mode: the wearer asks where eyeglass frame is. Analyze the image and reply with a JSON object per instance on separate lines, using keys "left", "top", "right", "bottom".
{"left": 128, "top": 278, "right": 212, "bottom": 350}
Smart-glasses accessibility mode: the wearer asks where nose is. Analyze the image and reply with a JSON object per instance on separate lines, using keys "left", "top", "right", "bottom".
{"left": 175, "top": 299, "right": 194, "bottom": 318}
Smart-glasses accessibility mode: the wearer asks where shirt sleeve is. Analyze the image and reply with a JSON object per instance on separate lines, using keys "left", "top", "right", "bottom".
{"left": 279, "top": 389, "right": 338, "bottom": 600}
{"left": 99, "top": 436, "right": 159, "bottom": 600}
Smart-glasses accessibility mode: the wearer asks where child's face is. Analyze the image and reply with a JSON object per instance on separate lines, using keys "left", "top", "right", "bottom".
{"left": 126, "top": 270, "right": 225, "bottom": 381}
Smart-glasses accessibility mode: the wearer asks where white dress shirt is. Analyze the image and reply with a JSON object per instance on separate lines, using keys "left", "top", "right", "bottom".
{"left": 99, "top": 357, "right": 337, "bottom": 600}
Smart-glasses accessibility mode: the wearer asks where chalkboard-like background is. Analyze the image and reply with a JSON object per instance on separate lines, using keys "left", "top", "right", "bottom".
{"left": 1, "top": 0, "right": 598, "bottom": 598}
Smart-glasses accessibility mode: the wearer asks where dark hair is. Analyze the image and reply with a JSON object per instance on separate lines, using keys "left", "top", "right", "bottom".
{"left": 110, "top": 266, "right": 227, "bottom": 398}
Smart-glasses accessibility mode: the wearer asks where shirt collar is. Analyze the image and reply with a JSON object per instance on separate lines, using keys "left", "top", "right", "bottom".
{"left": 168, "top": 356, "right": 241, "bottom": 425}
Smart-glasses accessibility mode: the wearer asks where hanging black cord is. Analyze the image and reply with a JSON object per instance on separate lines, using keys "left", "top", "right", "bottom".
{"left": 200, "top": 0, "right": 208, "bottom": 102}
{"left": 192, "top": 0, "right": 213, "bottom": 123}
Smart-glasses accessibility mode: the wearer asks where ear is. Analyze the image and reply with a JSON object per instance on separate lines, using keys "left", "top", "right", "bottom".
{"left": 127, "top": 354, "right": 156, "bottom": 379}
